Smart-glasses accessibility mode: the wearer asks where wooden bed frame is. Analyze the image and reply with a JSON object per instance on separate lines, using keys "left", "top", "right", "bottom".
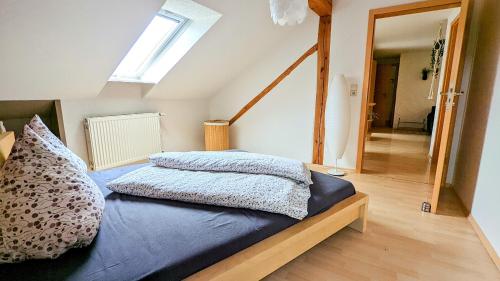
{"left": 0, "top": 132, "right": 369, "bottom": 280}
{"left": 187, "top": 192, "right": 368, "bottom": 280}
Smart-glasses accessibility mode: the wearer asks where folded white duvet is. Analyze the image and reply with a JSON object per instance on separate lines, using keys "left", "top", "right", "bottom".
{"left": 107, "top": 166, "right": 310, "bottom": 219}
{"left": 149, "top": 151, "right": 313, "bottom": 187}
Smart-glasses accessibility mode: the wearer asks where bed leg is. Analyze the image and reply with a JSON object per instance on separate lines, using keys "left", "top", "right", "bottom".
{"left": 348, "top": 201, "right": 368, "bottom": 233}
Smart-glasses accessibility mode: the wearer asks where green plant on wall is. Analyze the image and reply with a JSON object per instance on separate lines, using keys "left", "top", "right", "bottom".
{"left": 421, "top": 68, "right": 432, "bottom": 80}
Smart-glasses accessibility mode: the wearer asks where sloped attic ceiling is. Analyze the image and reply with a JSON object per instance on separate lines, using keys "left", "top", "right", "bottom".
{"left": 0, "top": 0, "right": 164, "bottom": 100}
{"left": 145, "top": 0, "right": 301, "bottom": 99}
{"left": 0, "top": 0, "right": 310, "bottom": 101}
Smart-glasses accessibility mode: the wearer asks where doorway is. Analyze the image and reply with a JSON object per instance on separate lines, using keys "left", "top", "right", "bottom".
{"left": 356, "top": 0, "right": 470, "bottom": 214}
{"left": 372, "top": 62, "right": 399, "bottom": 128}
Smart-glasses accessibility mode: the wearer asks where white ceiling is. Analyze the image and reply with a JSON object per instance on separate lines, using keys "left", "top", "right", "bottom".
{"left": 0, "top": 0, "right": 164, "bottom": 100}
{"left": 0, "top": 0, "right": 310, "bottom": 101}
{"left": 146, "top": 0, "right": 305, "bottom": 99}
{"left": 374, "top": 8, "right": 460, "bottom": 58}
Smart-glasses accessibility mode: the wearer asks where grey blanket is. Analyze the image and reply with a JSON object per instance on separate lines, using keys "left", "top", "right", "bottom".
{"left": 149, "top": 151, "right": 313, "bottom": 187}
{"left": 108, "top": 152, "right": 313, "bottom": 219}
{"left": 107, "top": 166, "right": 310, "bottom": 219}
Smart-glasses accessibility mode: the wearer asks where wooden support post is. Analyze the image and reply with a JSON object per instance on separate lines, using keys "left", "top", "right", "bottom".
{"left": 312, "top": 15, "right": 331, "bottom": 165}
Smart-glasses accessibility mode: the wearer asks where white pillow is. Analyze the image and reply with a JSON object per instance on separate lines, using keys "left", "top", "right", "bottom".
{"left": 0, "top": 125, "right": 104, "bottom": 263}
{"left": 29, "top": 115, "right": 87, "bottom": 172}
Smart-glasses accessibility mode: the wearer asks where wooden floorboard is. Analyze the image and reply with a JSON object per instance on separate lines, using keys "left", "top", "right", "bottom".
{"left": 266, "top": 129, "right": 499, "bottom": 281}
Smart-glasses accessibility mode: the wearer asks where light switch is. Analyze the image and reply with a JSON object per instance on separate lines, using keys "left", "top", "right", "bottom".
{"left": 350, "top": 84, "right": 358, "bottom": 96}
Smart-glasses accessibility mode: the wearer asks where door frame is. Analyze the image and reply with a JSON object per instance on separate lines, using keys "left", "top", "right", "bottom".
{"left": 356, "top": 0, "right": 463, "bottom": 173}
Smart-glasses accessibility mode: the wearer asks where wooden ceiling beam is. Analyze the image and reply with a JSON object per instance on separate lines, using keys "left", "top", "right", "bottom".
{"left": 308, "top": 0, "right": 332, "bottom": 16}
{"left": 229, "top": 44, "right": 318, "bottom": 126}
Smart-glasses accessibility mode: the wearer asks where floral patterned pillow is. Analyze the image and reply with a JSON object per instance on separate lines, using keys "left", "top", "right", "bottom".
{"left": 0, "top": 125, "right": 105, "bottom": 263}
{"left": 29, "top": 115, "right": 87, "bottom": 172}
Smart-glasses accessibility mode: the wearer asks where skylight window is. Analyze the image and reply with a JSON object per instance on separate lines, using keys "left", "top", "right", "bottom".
{"left": 111, "top": 10, "right": 188, "bottom": 83}
{"left": 108, "top": 0, "right": 221, "bottom": 88}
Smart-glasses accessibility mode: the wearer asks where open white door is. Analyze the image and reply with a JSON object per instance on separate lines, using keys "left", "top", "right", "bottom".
{"left": 430, "top": 0, "right": 470, "bottom": 213}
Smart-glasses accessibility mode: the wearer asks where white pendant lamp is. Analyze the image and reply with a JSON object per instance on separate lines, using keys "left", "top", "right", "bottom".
{"left": 325, "top": 74, "right": 351, "bottom": 176}
{"left": 269, "top": 0, "right": 308, "bottom": 26}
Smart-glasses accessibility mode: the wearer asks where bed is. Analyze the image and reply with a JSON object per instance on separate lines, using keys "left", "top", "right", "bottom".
{"left": 0, "top": 133, "right": 368, "bottom": 280}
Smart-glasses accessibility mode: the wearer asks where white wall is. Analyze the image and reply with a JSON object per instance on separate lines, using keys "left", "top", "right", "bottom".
{"left": 471, "top": 68, "right": 500, "bottom": 254}
{"left": 393, "top": 50, "right": 438, "bottom": 128}
{"left": 462, "top": 0, "right": 499, "bottom": 254}
{"left": 61, "top": 83, "right": 208, "bottom": 165}
{"left": 208, "top": 15, "right": 318, "bottom": 162}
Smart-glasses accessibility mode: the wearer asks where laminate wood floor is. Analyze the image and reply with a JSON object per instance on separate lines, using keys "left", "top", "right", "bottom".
{"left": 364, "top": 128, "right": 436, "bottom": 184}
{"left": 265, "top": 130, "right": 500, "bottom": 281}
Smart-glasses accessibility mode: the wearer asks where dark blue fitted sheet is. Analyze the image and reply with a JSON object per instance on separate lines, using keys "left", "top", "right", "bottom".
{"left": 0, "top": 163, "right": 355, "bottom": 281}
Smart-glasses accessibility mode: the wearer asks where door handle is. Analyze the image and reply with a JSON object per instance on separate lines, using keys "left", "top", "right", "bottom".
{"left": 442, "top": 88, "right": 465, "bottom": 96}
{"left": 444, "top": 88, "right": 464, "bottom": 109}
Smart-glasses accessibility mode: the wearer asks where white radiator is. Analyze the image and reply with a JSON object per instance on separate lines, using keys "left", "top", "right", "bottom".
{"left": 84, "top": 113, "right": 162, "bottom": 170}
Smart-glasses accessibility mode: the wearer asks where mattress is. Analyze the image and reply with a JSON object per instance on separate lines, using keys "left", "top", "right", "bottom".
{"left": 0, "top": 163, "right": 355, "bottom": 281}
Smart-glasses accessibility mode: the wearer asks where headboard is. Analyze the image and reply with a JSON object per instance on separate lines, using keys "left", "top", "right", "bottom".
{"left": 0, "top": 132, "right": 15, "bottom": 167}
